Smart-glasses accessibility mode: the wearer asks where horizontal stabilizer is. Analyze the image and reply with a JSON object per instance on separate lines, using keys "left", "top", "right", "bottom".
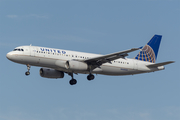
{"left": 146, "top": 61, "right": 175, "bottom": 68}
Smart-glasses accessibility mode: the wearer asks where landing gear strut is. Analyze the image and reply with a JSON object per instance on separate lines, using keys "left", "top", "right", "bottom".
{"left": 25, "top": 64, "right": 30, "bottom": 76}
{"left": 68, "top": 73, "right": 77, "bottom": 85}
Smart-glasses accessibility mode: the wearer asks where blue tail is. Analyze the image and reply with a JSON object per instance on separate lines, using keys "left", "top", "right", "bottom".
{"left": 134, "top": 35, "right": 162, "bottom": 63}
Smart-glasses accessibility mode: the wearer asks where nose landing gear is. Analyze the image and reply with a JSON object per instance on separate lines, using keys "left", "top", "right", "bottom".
{"left": 25, "top": 64, "right": 31, "bottom": 76}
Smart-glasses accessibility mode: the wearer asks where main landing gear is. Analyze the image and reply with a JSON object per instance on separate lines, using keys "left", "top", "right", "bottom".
{"left": 87, "top": 67, "right": 95, "bottom": 81}
{"left": 68, "top": 73, "right": 95, "bottom": 85}
{"left": 25, "top": 64, "right": 30, "bottom": 76}
{"left": 87, "top": 74, "right": 95, "bottom": 81}
{"left": 68, "top": 73, "right": 77, "bottom": 85}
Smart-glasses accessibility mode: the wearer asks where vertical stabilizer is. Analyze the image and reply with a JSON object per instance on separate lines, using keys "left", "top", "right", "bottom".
{"left": 134, "top": 35, "right": 162, "bottom": 63}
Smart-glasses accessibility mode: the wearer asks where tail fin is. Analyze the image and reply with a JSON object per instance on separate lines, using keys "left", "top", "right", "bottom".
{"left": 134, "top": 35, "right": 162, "bottom": 63}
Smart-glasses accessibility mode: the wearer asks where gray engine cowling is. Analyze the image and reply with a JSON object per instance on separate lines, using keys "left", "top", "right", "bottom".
{"left": 40, "top": 68, "right": 64, "bottom": 78}
{"left": 65, "top": 61, "right": 88, "bottom": 71}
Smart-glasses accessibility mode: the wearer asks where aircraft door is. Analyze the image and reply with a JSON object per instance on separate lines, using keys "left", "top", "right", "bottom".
{"left": 133, "top": 60, "right": 138, "bottom": 70}
{"left": 30, "top": 46, "right": 35, "bottom": 57}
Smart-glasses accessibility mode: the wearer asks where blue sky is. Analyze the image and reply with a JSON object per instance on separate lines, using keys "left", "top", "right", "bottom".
{"left": 0, "top": 0, "right": 180, "bottom": 120}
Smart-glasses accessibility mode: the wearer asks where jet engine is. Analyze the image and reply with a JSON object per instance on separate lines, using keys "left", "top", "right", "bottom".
{"left": 65, "top": 61, "right": 88, "bottom": 71}
{"left": 40, "top": 68, "right": 64, "bottom": 78}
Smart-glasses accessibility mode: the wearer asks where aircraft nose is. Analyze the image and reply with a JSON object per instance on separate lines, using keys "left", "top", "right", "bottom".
{"left": 6, "top": 52, "right": 13, "bottom": 60}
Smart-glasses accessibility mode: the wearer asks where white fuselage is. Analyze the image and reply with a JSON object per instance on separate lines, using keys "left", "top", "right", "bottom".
{"left": 6, "top": 46, "right": 164, "bottom": 76}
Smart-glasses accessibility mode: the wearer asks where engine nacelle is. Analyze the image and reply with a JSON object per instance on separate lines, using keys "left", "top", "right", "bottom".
{"left": 65, "top": 61, "right": 88, "bottom": 71}
{"left": 55, "top": 60, "right": 66, "bottom": 68}
{"left": 40, "top": 68, "right": 64, "bottom": 79}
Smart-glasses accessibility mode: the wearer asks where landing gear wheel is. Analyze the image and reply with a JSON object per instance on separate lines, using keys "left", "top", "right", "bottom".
{"left": 69, "top": 79, "right": 77, "bottom": 85}
{"left": 25, "top": 71, "right": 30, "bottom": 76}
{"left": 87, "top": 74, "right": 95, "bottom": 81}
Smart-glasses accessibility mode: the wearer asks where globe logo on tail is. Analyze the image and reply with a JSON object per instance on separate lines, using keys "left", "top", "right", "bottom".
{"left": 135, "top": 45, "right": 156, "bottom": 63}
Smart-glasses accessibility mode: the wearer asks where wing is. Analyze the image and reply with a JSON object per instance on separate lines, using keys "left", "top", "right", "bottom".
{"left": 79, "top": 48, "right": 140, "bottom": 69}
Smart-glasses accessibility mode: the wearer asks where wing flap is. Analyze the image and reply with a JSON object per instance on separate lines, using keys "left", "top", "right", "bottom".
{"left": 146, "top": 61, "right": 175, "bottom": 68}
{"left": 82, "top": 48, "right": 140, "bottom": 66}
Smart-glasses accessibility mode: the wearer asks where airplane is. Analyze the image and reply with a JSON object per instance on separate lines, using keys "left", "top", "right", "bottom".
{"left": 6, "top": 35, "right": 174, "bottom": 85}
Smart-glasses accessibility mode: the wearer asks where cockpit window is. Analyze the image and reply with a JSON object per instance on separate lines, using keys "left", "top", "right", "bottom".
{"left": 13, "top": 48, "right": 24, "bottom": 51}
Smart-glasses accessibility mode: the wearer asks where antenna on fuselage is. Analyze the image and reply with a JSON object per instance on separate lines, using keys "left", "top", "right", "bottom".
{"left": 30, "top": 44, "right": 32, "bottom": 46}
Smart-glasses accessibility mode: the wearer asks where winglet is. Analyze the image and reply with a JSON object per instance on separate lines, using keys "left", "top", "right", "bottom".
{"left": 139, "top": 46, "right": 143, "bottom": 49}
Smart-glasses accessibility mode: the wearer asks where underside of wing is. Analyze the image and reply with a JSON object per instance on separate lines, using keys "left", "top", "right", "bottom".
{"left": 79, "top": 48, "right": 140, "bottom": 69}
